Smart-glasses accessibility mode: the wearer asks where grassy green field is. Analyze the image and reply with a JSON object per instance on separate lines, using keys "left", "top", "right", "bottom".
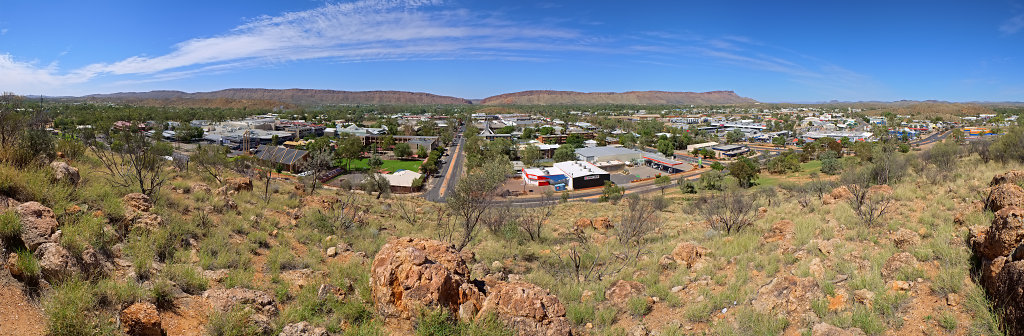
{"left": 347, "top": 158, "right": 422, "bottom": 172}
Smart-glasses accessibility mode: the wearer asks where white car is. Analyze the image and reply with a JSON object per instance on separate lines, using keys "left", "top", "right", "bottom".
{"left": 296, "top": 171, "right": 313, "bottom": 177}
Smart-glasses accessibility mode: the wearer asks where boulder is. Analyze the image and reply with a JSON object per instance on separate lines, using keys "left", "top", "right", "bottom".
{"left": 369, "top": 237, "right": 484, "bottom": 319}
{"left": 203, "top": 288, "right": 277, "bottom": 316}
{"left": 985, "top": 184, "right": 1024, "bottom": 213}
{"left": 991, "top": 260, "right": 1024, "bottom": 334}
{"left": 50, "top": 161, "right": 80, "bottom": 185}
{"left": 890, "top": 228, "right": 921, "bottom": 249}
{"left": 123, "top": 193, "right": 153, "bottom": 213}
{"left": 16, "top": 202, "right": 59, "bottom": 251}
{"left": 0, "top": 195, "right": 20, "bottom": 211}
{"left": 604, "top": 280, "right": 646, "bottom": 305}
{"left": 191, "top": 183, "right": 211, "bottom": 194}
{"left": 593, "top": 217, "right": 613, "bottom": 231}
{"left": 278, "top": 322, "right": 327, "bottom": 336}
{"left": 867, "top": 184, "right": 893, "bottom": 196}
{"left": 990, "top": 170, "right": 1024, "bottom": 187}
{"left": 881, "top": 252, "right": 918, "bottom": 280}
{"left": 976, "top": 207, "right": 1024, "bottom": 260}
{"left": 852, "top": 289, "right": 874, "bottom": 307}
{"left": 752, "top": 276, "right": 821, "bottom": 315}
{"left": 226, "top": 177, "right": 253, "bottom": 192}
{"left": 573, "top": 218, "right": 592, "bottom": 231}
{"left": 476, "top": 281, "right": 571, "bottom": 336}
{"left": 120, "top": 302, "right": 163, "bottom": 336}
{"left": 764, "top": 220, "right": 794, "bottom": 243}
{"left": 830, "top": 186, "right": 853, "bottom": 201}
{"left": 34, "top": 243, "right": 80, "bottom": 281}
{"left": 670, "top": 242, "right": 708, "bottom": 268}
{"left": 811, "top": 322, "right": 866, "bottom": 336}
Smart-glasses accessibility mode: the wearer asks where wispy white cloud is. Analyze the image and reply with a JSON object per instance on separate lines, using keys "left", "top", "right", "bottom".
{"left": 1, "top": 0, "right": 580, "bottom": 94}
{"left": 1001, "top": 14, "right": 1024, "bottom": 34}
{"left": 0, "top": 29, "right": 7, "bottom": 36}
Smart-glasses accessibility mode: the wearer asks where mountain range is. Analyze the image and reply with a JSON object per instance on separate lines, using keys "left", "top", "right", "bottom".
{"left": 70, "top": 88, "right": 757, "bottom": 107}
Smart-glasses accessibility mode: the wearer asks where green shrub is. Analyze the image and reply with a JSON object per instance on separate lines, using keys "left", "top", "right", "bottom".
{"left": 850, "top": 305, "right": 886, "bottom": 335}
{"left": 152, "top": 278, "right": 175, "bottom": 309}
{"left": 223, "top": 268, "right": 254, "bottom": 289}
{"left": 415, "top": 309, "right": 460, "bottom": 336}
{"left": 14, "top": 249, "right": 40, "bottom": 279}
{"left": 0, "top": 209, "right": 20, "bottom": 239}
{"left": 207, "top": 308, "right": 261, "bottom": 336}
{"left": 735, "top": 307, "right": 789, "bottom": 336}
{"left": 341, "top": 321, "right": 385, "bottom": 336}
{"left": 938, "top": 311, "right": 957, "bottom": 331}
{"left": 60, "top": 214, "right": 116, "bottom": 256}
{"left": 198, "top": 228, "right": 250, "bottom": 270}
{"left": 595, "top": 307, "right": 618, "bottom": 327}
{"left": 267, "top": 245, "right": 307, "bottom": 273}
{"left": 95, "top": 278, "right": 147, "bottom": 307}
{"left": 566, "top": 303, "right": 594, "bottom": 326}
{"left": 45, "top": 277, "right": 117, "bottom": 336}
{"left": 164, "top": 264, "right": 209, "bottom": 294}
{"left": 626, "top": 296, "right": 651, "bottom": 317}
{"left": 56, "top": 138, "right": 86, "bottom": 161}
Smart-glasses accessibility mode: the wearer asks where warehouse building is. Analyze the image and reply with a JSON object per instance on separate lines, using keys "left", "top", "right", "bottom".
{"left": 575, "top": 146, "right": 645, "bottom": 164}
{"left": 552, "top": 161, "right": 610, "bottom": 190}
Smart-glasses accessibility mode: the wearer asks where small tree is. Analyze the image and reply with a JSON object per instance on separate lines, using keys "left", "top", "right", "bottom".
{"left": 394, "top": 143, "right": 412, "bottom": 158}
{"left": 728, "top": 157, "right": 759, "bottom": 188}
{"left": 699, "top": 170, "right": 725, "bottom": 191}
{"left": 654, "top": 175, "right": 671, "bottom": 194}
{"left": 301, "top": 147, "right": 334, "bottom": 191}
{"left": 362, "top": 173, "right": 391, "bottom": 199}
{"left": 677, "top": 178, "right": 697, "bottom": 194}
{"left": 520, "top": 144, "right": 542, "bottom": 167}
{"left": 772, "top": 136, "right": 786, "bottom": 147}
{"left": 416, "top": 146, "right": 428, "bottom": 159}
{"left": 692, "top": 189, "right": 758, "bottom": 234}
{"left": 726, "top": 129, "right": 745, "bottom": 143}
{"left": 842, "top": 167, "right": 893, "bottom": 227}
{"left": 657, "top": 139, "right": 674, "bottom": 157}
{"left": 599, "top": 181, "right": 625, "bottom": 203}
{"left": 617, "top": 195, "right": 663, "bottom": 261}
{"left": 553, "top": 145, "right": 576, "bottom": 163}
{"left": 819, "top": 151, "right": 842, "bottom": 175}
{"left": 192, "top": 145, "right": 230, "bottom": 185}
{"left": 91, "top": 131, "right": 171, "bottom": 198}
{"left": 444, "top": 159, "right": 511, "bottom": 251}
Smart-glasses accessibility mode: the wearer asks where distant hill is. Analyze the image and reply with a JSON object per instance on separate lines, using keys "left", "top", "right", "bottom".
{"left": 67, "top": 88, "right": 760, "bottom": 108}
{"left": 83, "top": 88, "right": 472, "bottom": 106}
{"left": 479, "top": 90, "right": 758, "bottom": 105}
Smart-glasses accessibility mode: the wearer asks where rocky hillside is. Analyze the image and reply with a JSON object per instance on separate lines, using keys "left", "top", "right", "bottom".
{"left": 479, "top": 90, "right": 758, "bottom": 105}
{"left": 83, "top": 88, "right": 473, "bottom": 106}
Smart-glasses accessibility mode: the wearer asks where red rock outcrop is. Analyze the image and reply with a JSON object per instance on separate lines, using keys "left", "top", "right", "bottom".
{"left": 990, "top": 170, "right": 1024, "bottom": 187}
{"left": 369, "top": 237, "right": 484, "bottom": 319}
{"left": 670, "top": 242, "right": 709, "bottom": 268}
{"left": 604, "top": 280, "right": 646, "bottom": 305}
{"left": 120, "top": 302, "right": 163, "bottom": 336}
{"left": 16, "top": 202, "right": 59, "bottom": 252}
{"left": 985, "top": 184, "right": 1024, "bottom": 213}
{"left": 752, "top": 276, "right": 821, "bottom": 315}
{"left": 476, "top": 281, "right": 571, "bottom": 336}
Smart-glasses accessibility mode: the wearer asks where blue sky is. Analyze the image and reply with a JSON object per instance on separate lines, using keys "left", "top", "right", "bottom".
{"left": 1, "top": 0, "right": 1022, "bottom": 102}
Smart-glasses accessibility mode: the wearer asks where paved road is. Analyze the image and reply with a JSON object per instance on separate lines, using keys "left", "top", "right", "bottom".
{"left": 423, "top": 131, "right": 466, "bottom": 202}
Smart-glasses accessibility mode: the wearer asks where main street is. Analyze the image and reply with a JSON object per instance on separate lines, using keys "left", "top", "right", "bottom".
{"left": 423, "top": 131, "right": 467, "bottom": 202}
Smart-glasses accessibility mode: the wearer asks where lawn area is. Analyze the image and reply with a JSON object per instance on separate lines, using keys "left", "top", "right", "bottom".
{"left": 800, "top": 160, "right": 822, "bottom": 174}
{"left": 347, "top": 158, "right": 422, "bottom": 173}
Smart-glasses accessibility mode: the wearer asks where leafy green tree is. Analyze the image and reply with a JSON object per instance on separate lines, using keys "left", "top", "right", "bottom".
{"left": 726, "top": 130, "right": 745, "bottom": 144}
{"left": 657, "top": 139, "right": 674, "bottom": 157}
{"left": 820, "top": 151, "right": 842, "bottom": 175}
{"left": 765, "top": 152, "right": 801, "bottom": 174}
{"left": 394, "top": 143, "right": 412, "bottom": 158}
{"left": 336, "top": 135, "right": 363, "bottom": 171}
{"left": 496, "top": 126, "right": 515, "bottom": 134}
{"left": 368, "top": 155, "right": 383, "bottom": 171}
{"left": 710, "top": 161, "right": 725, "bottom": 171}
{"left": 654, "top": 175, "right": 671, "bottom": 194}
{"left": 772, "top": 136, "right": 786, "bottom": 147}
{"left": 417, "top": 146, "right": 428, "bottom": 159}
{"left": 699, "top": 170, "right": 725, "bottom": 191}
{"left": 677, "top": 178, "right": 697, "bottom": 194}
{"left": 553, "top": 145, "right": 576, "bottom": 163}
{"left": 618, "top": 133, "right": 637, "bottom": 148}
{"left": 728, "top": 157, "right": 759, "bottom": 188}
{"left": 565, "top": 134, "right": 585, "bottom": 148}
{"left": 520, "top": 144, "right": 542, "bottom": 167}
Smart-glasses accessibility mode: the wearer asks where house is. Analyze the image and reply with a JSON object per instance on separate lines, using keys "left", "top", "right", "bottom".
{"left": 254, "top": 145, "right": 309, "bottom": 172}
{"left": 574, "top": 146, "right": 645, "bottom": 164}
{"left": 384, "top": 170, "right": 424, "bottom": 193}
